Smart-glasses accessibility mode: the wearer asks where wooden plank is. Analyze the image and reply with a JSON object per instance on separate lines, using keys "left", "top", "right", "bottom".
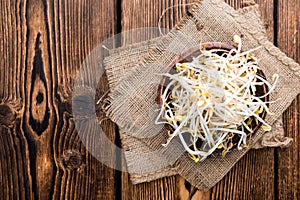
{"left": 49, "top": 1, "right": 118, "bottom": 199}
{"left": 208, "top": 1, "right": 276, "bottom": 200}
{"left": 120, "top": 0, "right": 190, "bottom": 199}
{"left": 0, "top": 0, "right": 118, "bottom": 199}
{"left": 277, "top": 0, "right": 300, "bottom": 199}
{"left": 0, "top": 0, "right": 34, "bottom": 199}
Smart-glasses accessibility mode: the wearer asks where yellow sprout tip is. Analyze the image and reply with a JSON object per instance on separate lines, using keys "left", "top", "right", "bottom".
{"left": 261, "top": 125, "right": 272, "bottom": 131}
{"left": 222, "top": 149, "right": 227, "bottom": 158}
{"left": 217, "top": 143, "right": 223, "bottom": 149}
{"left": 189, "top": 153, "right": 200, "bottom": 163}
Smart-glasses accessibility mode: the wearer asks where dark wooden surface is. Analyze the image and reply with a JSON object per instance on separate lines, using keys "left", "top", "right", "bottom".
{"left": 0, "top": 0, "right": 299, "bottom": 199}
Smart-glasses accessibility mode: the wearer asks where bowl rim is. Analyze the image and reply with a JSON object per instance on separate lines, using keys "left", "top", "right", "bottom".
{"left": 155, "top": 42, "right": 269, "bottom": 153}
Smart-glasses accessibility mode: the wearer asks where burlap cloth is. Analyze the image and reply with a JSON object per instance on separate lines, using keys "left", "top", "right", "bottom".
{"left": 103, "top": 0, "right": 299, "bottom": 190}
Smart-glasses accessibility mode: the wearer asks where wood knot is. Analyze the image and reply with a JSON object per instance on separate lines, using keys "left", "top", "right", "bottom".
{"left": 61, "top": 150, "right": 85, "bottom": 170}
{"left": 72, "top": 91, "right": 95, "bottom": 118}
{"left": 0, "top": 104, "right": 16, "bottom": 127}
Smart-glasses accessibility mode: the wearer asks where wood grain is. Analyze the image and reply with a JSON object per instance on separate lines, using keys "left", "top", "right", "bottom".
{"left": 49, "top": 0, "right": 118, "bottom": 199}
{"left": 277, "top": 0, "right": 300, "bottom": 199}
{"left": 0, "top": 0, "right": 34, "bottom": 199}
{"left": 0, "top": 0, "right": 118, "bottom": 199}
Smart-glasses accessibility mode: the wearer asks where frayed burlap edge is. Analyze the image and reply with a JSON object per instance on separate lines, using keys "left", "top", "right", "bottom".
{"left": 105, "top": 4, "right": 292, "bottom": 149}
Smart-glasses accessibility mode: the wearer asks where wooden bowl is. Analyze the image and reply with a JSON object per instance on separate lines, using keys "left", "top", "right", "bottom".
{"left": 156, "top": 42, "right": 269, "bottom": 155}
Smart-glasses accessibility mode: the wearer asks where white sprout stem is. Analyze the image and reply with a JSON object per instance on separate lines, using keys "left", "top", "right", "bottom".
{"left": 178, "top": 130, "right": 229, "bottom": 156}
{"left": 155, "top": 36, "right": 277, "bottom": 161}
{"left": 255, "top": 74, "right": 279, "bottom": 98}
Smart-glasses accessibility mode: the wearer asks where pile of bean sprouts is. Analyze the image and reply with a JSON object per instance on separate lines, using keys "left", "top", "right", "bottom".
{"left": 155, "top": 36, "right": 278, "bottom": 162}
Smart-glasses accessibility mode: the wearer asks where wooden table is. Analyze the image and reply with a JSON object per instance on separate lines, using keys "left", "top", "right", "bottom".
{"left": 0, "top": 0, "right": 299, "bottom": 199}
